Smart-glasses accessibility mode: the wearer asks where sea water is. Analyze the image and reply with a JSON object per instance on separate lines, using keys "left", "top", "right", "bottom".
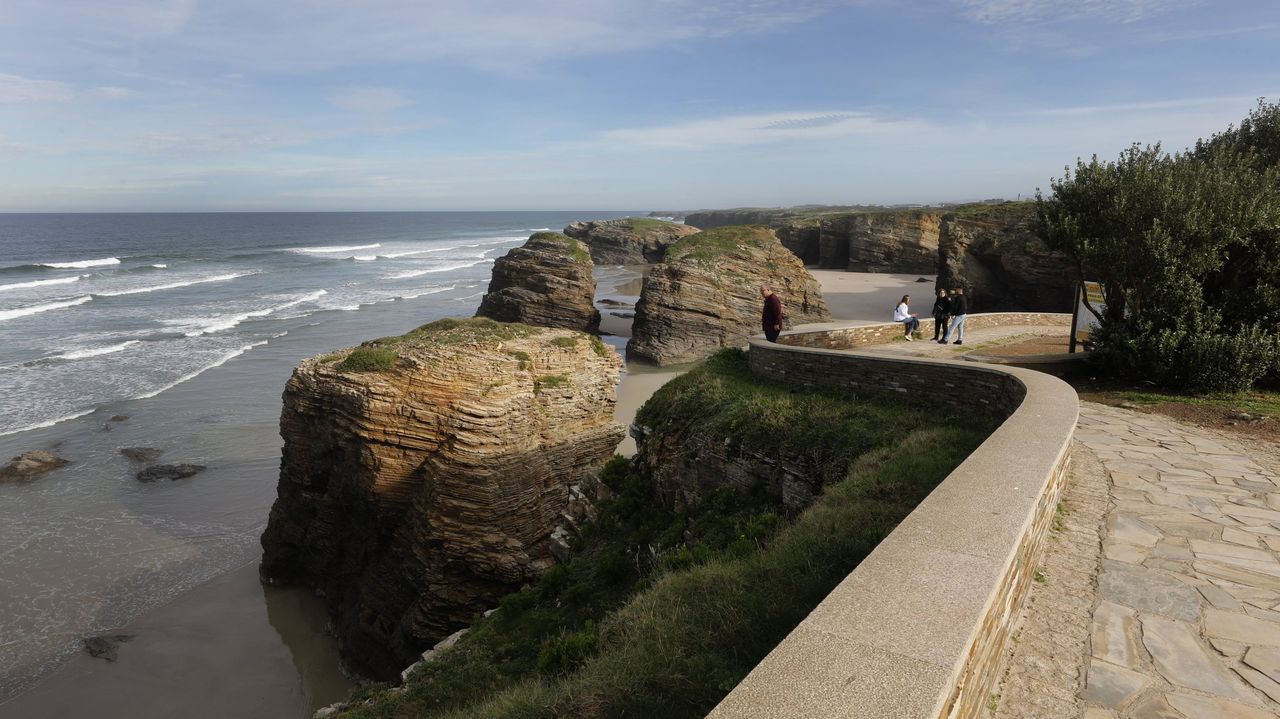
{"left": 0, "top": 211, "right": 634, "bottom": 704}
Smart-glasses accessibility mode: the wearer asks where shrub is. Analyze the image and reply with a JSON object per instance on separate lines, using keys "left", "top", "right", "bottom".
{"left": 336, "top": 347, "right": 398, "bottom": 372}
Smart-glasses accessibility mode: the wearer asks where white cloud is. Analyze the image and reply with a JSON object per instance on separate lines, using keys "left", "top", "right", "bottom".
{"left": 1037, "top": 94, "right": 1261, "bottom": 116}
{"left": 0, "top": 0, "right": 852, "bottom": 74}
{"left": 959, "top": 0, "right": 1192, "bottom": 24}
{"left": 90, "top": 86, "right": 134, "bottom": 100}
{"left": 328, "top": 87, "right": 412, "bottom": 114}
{"left": 0, "top": 73, "right": 75, "bottom": 103}
{"left": 597, "top": 110, "right": 928, "bottom": 149}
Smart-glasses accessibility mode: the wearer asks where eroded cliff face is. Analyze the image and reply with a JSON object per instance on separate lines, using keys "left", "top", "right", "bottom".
{"left": 626, "top": 226, "right": 830, "bottom": 365}
{"left": 563, "top": 218, "right": 699, "bottom": 265}
{"left": 935, "top": 207, "right": 1076, "bottom": 312}
{"left": 476, "top": 232, "right": 599, "bottom": 332}
{"left": 259, "top": 318, "right": 624, "bottom": 679}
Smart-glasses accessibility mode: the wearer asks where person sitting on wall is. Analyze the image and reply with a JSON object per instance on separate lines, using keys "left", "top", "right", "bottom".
{"left": 931, "top": 288, "right": 950, "bottom": 342}
{"left": 761, "top": 286, "right": 784, "bottom": 343}
{"left": 893, "top": 294, "right": 920, "bottom": 341}
{"left": 941, "top": 286, "right": 969, "bottom": 345}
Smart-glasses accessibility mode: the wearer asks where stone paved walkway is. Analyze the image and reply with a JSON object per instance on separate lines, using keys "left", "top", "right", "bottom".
{"left": 994, "top": 402, "right": 1280, "bottom": 719}
{"left": 850, "top": 324, "right": 1068, "bottom": 360}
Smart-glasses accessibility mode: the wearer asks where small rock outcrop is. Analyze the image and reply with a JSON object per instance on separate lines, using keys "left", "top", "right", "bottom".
{"left": 627, "top": 226, "right": 830, "bottom": 365}
{"left": 259, "top": 318, "right": 625, "bottom": 679}
{"left": 935, "top": 205, "right": 1076, "bottom": 312}
{"left": 120, "top": 447, "right": 163, "bottom": 462}
{"left": 564, "top": 218, "right": 699, "bottom": 264}
{"left": 0, "top": 450, "right": 68, "bottom": 482}
{"left": 136, "top": 464, "right": 205, "bottom": 482}
{"left": 476, "top": 232, "right": 599, "bottom": 332}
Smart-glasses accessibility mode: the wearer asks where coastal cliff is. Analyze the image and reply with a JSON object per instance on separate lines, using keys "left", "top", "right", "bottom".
{"left": 627, "top": 226, "right": 829, "bottom": 365}
{"left": 258, "top": 318, "right": 624, "bottom": 679}
{"left": 935, "top": 204, "right": 1076, "bottom": 312}
{"left": 475, "top": 232, "right": 600, "bottom": 332}
{"left": 563, "top": 217, "right": 699, "bottom": 265}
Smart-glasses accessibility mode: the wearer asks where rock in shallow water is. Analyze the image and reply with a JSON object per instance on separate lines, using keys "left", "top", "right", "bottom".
{"left": 120, "top": 447, "right": 164, "bottom": 462}
{"left": 476, "top": 232, "right": 600, "bottom": 332}
{"left": 82, "top": 634, "right": 134, "bottom": 662}
{"left": 0, "top": 450, "right": 69, "bottom": 482}
{"left": 136, "top": 463, "right": 206, "bottom": 482}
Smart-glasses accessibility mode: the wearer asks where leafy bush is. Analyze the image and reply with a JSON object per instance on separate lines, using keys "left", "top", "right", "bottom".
{"left": 336, "top": 347, "right": 398, "bottom": 372}
{"left": 1035, "top": 100, "right": 1280, "bottom": 393}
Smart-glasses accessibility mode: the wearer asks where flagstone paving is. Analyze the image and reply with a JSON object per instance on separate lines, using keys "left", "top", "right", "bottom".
{"left": 992, "top": 402, "right": 1280, "bottom": 718}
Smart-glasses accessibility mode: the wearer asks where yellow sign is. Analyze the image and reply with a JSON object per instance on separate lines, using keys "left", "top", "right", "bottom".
{"left": 1083, "top": 281, "right": 1105, "bottom": 305}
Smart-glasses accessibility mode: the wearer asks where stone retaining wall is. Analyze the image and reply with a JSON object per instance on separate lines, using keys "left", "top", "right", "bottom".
{"left": 709, "top": 327, "right": 1079, "bottom": 719}
{"left": 780, "top": 312, "right": 1072, "bottom": 350}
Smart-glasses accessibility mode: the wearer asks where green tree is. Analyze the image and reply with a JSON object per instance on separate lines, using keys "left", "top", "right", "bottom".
{"left": 1034, "top": 102, "right": 1280, "bottom": 393}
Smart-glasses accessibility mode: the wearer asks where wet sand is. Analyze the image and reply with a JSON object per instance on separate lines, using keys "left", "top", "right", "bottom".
{"left": 0, "top": 563, "right": 352, "bottom": 719}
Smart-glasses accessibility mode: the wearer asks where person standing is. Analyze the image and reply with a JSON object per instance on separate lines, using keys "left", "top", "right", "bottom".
{"left": 893, "top": 294, "right": 920, "bottom": 341}
{"left": 930, "top": 288, "right": 950, "bottom": 341}
{"left": 941, "top": 287, "right": 969, "bottom": 345}
{"left": 761, "top": 286, "right": 783, "bottom": 342}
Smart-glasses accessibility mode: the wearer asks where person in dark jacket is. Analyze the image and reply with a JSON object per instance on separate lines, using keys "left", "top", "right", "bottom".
{"left": 761, "top": 286, "right": 783, "bottom": 342}
{"left": 930, "top": 288, "right": 950, "bottom": 341}
{"left": 940, "top": 287, "right": 969, "bottom": 344}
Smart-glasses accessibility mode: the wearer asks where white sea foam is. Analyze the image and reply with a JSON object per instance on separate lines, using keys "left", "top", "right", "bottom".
{"left": 401, "top": 286, "right": 454, "bottom": 300}
{"left": 0, "top": 276, "right": 84, "bottom": 292}
{"left": 51, "top": 340, "right": 141, "bottom": 361}
{"left": 287, "top": 243, "right": 381, "bottom": 254}
{"left": 0, "top": 296, "right": 93, "bottom": 322}
{"left": 0, "top": 408, "right": 97, "bottom": 437}
{"left": 151, "top": 264, "right": 168, "bottom": 269}
{"left": 179, "top": 290, "right": 327, "bottom": 336}
{"left": 94, "top": 272, "right": 252, "bottom": 297}
{"left": 351, "top": 255, "right": 379, "bottom": 262}
{"left": 385, "top": 260, "right": 490, "bottom": 280}
{"left": 528, "top": 227, "right": 551, "bottom": 231}
{"left": 132, "top": 341, "right": 269, "bottom": 400}
{"left": 39, "top": 257, "right": 121, "bottom": 269}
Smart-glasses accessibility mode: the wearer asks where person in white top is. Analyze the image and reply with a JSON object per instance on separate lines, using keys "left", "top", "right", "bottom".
{"left": 893, "top": 294, "right": 920, "bottom": 341}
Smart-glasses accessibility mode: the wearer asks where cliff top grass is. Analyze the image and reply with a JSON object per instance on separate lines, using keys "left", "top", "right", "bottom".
{"left": 334, "top": 348, "right": 995, "bottom": 719}
{"left": 528, "top": 231, "right": 591, "bottom": 263}
{"left": 369, "top": 317, "right": 545, "bottom": 349}
{"left": 622, "top": 217, "right": 684, "bottom": 235}
{"left": 664, "top": 225, "right": 776, "bottom": 264}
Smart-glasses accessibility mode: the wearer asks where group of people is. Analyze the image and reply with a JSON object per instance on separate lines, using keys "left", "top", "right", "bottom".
{"left": 893, "top": 287, "right": 968, "bottom": 344}
{"left": 759, "top": 284, "right": 969, "bottom": 346}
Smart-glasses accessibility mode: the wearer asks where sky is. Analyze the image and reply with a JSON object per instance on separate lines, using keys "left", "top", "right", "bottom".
{"left": 0, "top": 0, "right": 1277, "bottom": 212}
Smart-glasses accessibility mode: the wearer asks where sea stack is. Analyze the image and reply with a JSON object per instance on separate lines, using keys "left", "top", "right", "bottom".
{"left": 563, "top": 217, "right": 699, "bottom": 265}
{"left": 475, "top": 232, "right": 600, "bottom": 332}
{"left": 259, "top": 318, "right": 625, "bottom": 679}
{"left": 627, "top": 225, "right": 830, "bottom": 365}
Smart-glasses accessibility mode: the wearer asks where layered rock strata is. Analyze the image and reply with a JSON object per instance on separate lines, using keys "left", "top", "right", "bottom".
{"left": 627, "top": 226, "right": 830, "bottom": 365}
{"left": 476, "top": 232, "right": 599, "bottom": 332}
{"left": 259, "top": 318, "right": 624, "bottom": 679}
{"left": 563, "top": 218, "right": 699, "bottom": 265}
{"left": 935, "top": 205, "right": 1076, "bottom": 312}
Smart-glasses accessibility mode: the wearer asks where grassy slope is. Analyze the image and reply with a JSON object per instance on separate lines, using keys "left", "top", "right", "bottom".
{"left": 338, "top": 350, "right": 996, "bottom": 718}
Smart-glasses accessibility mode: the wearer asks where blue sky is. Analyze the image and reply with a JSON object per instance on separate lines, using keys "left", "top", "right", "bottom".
{"left": 0, "top": 0, "right": 1277, "bottom": 211}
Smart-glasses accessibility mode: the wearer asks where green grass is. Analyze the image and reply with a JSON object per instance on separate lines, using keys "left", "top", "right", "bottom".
{"left": 551, "top": 336, "right": 579, "bottom": 349}
{"left": 533, "top": 374, "right": 570, "bottom": 393}
{"left": 664, "top": 225, "right": 776, "bottom": 265}
{"left": 336, "top": 347, "right": 399, "bottom": 372}
{"left": 335, "top": 348, "right": 995, "bottom": 719}
{"left": 372, "top": 317, "right": 544, "bottom": 349}
{"left": 589, "top": 336, "right": 610, "bottom": 358}
{"left": 624, "top": 217, "right": 681, "bottom": 235}
{"left": 317, "top": 353, "right": 343, "bottom": 364}
{"left": 529, "top": 231, "right": 591, "bottom": 263}
{"left": 1113, "top": 388, "right": 1280, "bottom": 417}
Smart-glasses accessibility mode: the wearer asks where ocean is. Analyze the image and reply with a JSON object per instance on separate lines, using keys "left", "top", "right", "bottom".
{"left": 0, "top": 211, "right": 636, "bottom": 712}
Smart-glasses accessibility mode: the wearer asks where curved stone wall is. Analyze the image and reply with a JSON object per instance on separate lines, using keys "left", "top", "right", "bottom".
{"left": 709, "top": 327, "right": 1079, "bottom": 719}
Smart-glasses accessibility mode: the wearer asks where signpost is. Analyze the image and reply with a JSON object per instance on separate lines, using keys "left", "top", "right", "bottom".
{"left": 1070, "top": 280, "right": 1106, "bottom": 353}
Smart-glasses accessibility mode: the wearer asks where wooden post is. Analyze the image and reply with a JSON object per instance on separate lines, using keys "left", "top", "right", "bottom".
{"left": 1069, "top": 283, "right": 1081, "bottom": 354}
